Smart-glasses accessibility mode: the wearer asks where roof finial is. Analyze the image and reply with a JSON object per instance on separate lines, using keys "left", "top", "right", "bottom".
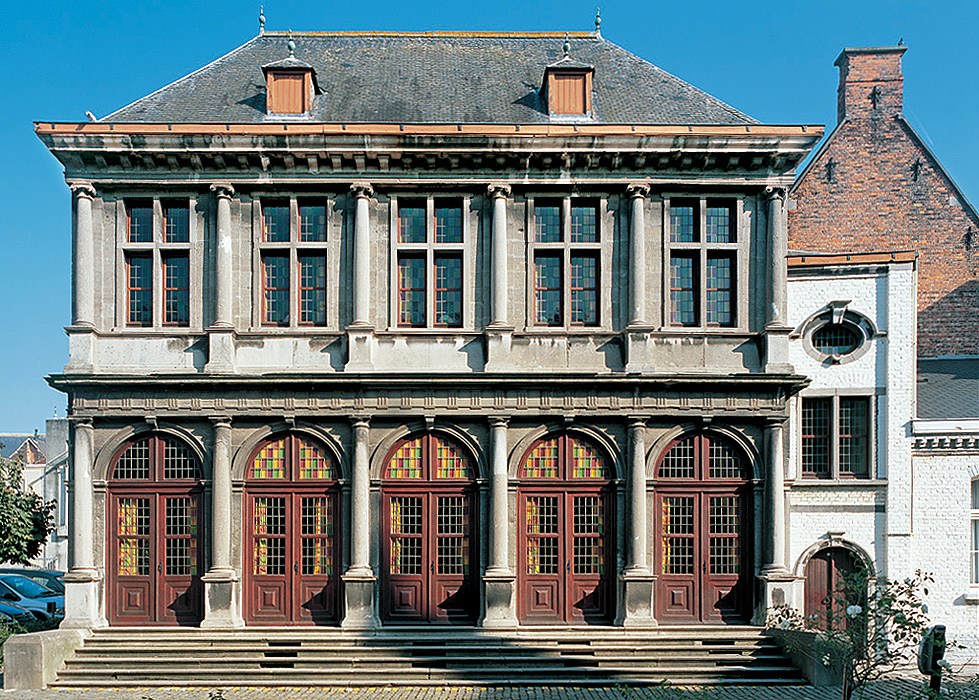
{"left": 897, "top": 37, "right": 904, "bottom": 45}
{"left": 259, "top": 5, "right": 265, "bottom": 34}
{"left": 595, "top": 8, "right": 602, "bottom": 35}
{"left": 288, "top": 31, "right": 295, "bottom": 58}
{"left": 563, "top": 33, "right": 571, "bottom": 59}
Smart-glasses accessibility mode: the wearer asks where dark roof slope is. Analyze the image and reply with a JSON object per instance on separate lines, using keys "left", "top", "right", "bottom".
{"left": 103, "top": 32, "right": 757, "bottom": 125}
{"left": 917, "top": 358, "right": 979, "bottom": 420}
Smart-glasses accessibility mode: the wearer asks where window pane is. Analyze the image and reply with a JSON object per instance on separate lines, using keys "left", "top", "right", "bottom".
{"left": 709, "top": 496, "right": 740, "bottom": 575}
{"left": 128, "top": 204, "right": 153, "bottom": 243}
{"left": 573, "top": 496, "right": 604, "bottom": 575}
{"left": 437, "top": 496, "right": 469, "bottom": 575}
{"left": 164, "top": 497, "right": 197, "bottom": 576}
{"left": 262, "top": 203, "right": 290, "bottom": 242}
{"left": 526, "top": 496, "right": 558, "bottom": 575}
{"left": 163, "top": 255, "right": 190, "bottom": 326}
{"left": 435, "top": 204, "right": 462, "bottom": 243}
{"left": 709, "top": 440, "right": 743, "bottom": 479}
{"left": 971, "top": 517, "right": 979, "bottom": 585}
{"left": 127, "top": 255, "right": 153, "bottom": 326}
{"left": 570, "top": 255, "right": 598, "bottom": 326}
{"left": 524, "top": 439, "right": 559, "bottom": 478}
{"left": 973, "top": 479, "right": 979, "bottom": 510}
{"left": 163, "top": 438, "right": 198, "bottom": 480}
{"left": 570, "top": 204, "right": 598, "bottom": 243}
{"left": 253, "top": 497, "right": 285, "bottom": 575}
{"left": 299, "top": 204, "right": 327, "bottom": 242}
{"left": 660, "top": 436, "right": 695, "bottom": 478}
{"left": 839, "top": 398, "right": 869, "bottom": 476}
{"left": 802, "top": 398, "right": 831, "bottom": 477}
{"left": 251, "top": 438, "right": 286, "bottom": 479}
{"left": 670, "top": 202, "right": 696, "bottom": 243}
{"left": 812, "top": 324, "right": 859, "bottom": 355}
{"left": 434, "top": 256, "right": 462, "bottom": 327}
{"left": 435, "top": 437, "right": 470, "bottom": 479}
{"left": 298, "top": 437, "right": 335, "bottom": 479}
{"left": 390, "top": 497, "right": 423, "bottom": 575}
{"left": 706, "top": 255, "right": 734, "bottom": 326}
{"left": 262, "top": 255, "right": 290, "bottom": 325}
{"left": 302, "top": 497, "right": 333, "bottom": 575}
{"left": 299, "top": 255, "right": 327, "bottom": 326}
{"left": 705, "top": 202, "right": 734, "bottom": 243}
{"left": 388, "top": 437, "right": 423, "bottom": 479}
{"left": 118, "top": 498, "right": 150, "bottom": 575}
{"left": 114, "top": 438, "right": 151, "bottom": 479}
{"left": 670, "top": 255, "right": 697, "bottom": 326}
{"left": 398, "top": 203, "right": 426, "bottom": 243}
{"left": 662, "top": 497, "right": 694, "bottom": 574}
{"left": 534, "top": 204, "right": 562, "bottom": 243}
{"left": 164, "top": 204, "right": 189, "bottom": 243}
{"left": 570, "top": 437, "right": 607, "bottom": 478}
{"left": 534, "top": 254, "right": 562, "bottom": 326}
{"left": 398, "top": 256, "right": 426, "bottom": 326}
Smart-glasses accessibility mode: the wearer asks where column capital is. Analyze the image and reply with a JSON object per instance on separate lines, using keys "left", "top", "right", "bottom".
{"left": 627, "top": 416, "right": 649, "bottom": 429}
{"left": 765, "top": 186, "right": 787, "bottom": 204}
{"left": 350, "top": 182, "right": 374, "bottom": 200}
{"left": 350, "top": 416, "right": 371, "bottom": 429}
{"left": 488, "top": 416, "right": 509, "bottom": 429}
{"left": 210, "top": 183, "right": 235, "bottom": 199}
{"left": 69, "top": 181, "right": 97, "bottom": 200}
{"left": 69, "top": 416, "right": 94, "bottom": 428}
{"left": 209, "top": 416, "right": 233, "bottom": 429}
{"left": 626, "top": 182, "right": 650, "bottom": 199}
{"left": 763, "top": 415, "right": 788, "bottom": 429}
{"left": 487, "top": 183, "right": 512, "bottom": 199}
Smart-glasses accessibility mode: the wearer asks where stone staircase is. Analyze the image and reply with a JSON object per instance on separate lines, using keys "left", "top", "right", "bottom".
{"left": 53, "top": 626, "right": 806, "bottom": 687}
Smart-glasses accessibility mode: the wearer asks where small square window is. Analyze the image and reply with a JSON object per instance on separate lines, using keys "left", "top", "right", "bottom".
{"left": 163, "top": 203, "right": 189, "bottom": 243}
{"left": 262, "top": 202, "right": 290, "bottom": 243}
{"left": 128, "top": 204, "right": 153, "bottom": 243}
{"left": 398, "top": 202, "right": 427, "bottom": 243}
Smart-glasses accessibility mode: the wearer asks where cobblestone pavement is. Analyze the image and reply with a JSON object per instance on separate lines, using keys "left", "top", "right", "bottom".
{"left": 2, "top": 678, "right": 976, "bottom": 700}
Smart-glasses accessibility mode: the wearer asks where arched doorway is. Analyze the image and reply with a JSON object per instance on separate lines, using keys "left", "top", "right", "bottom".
{"left": 107, "top": 433, "right": 203, "bottom": 625}
{"left": 381, "top": 433, "right": 477, "bottom": 623}
{"left": 654, "top": 431, "right": 751, "bottom": 624}
{"left": 805, "top": 546, "right": 867, "bottom": 630}
{"left": 517, "top": 433, "right": 613, "bottom": 624}
{"left": 244, "top": 433, "right": 340, "bottom": 625}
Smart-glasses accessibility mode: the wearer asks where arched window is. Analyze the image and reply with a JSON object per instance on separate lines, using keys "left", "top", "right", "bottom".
{"left": 244, "top": 433, "right": 340, "bottom": 626}
{"left": 522, "top": 434, "right": 610, "bottom": 480}
{"left": 657, "top": 433, "right": 747, "bottom": 481}
{"left": 107, "top": 433, "right": 203, "bottom": 626}
{"left": 385, "top": 434, "right": 473, "bottom": 480}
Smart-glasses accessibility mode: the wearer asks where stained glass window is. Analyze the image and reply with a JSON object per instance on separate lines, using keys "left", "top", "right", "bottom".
{"left": 437, "top": 496, "right": 469, "bottom": 575}
{"left": 670, "top": 202, "right": 696, "bottom": 242}
{"left": 301, "top": 497, "right": 333, "bottom": 575}
{"left": 705, "top": 202, "right": 734, "bottom": 243}
{"left": 398, "top": 202, "right": 427, "bottom": 243}
{"left": 435, "top": 204, "right": 463, "bottom": 243}
{"left": 128, "top": 203, "right": 153, "bottom": 243}
{"left": 251, "top": 438, "right": 287, "bottom": 479}
{"left": 570, "top": 255, "right": 598, "bottom": 326}
{"left": 709, "top": 496, "right": 739, "bottom": 575}
{"left": 299, "top": 255, "right": 327, "bottom": 326}
{"left": 525, "top": 439, "right": 560, "bottom": 478}
{"left": 118, "top": 498, "right": 150, "bottom": 576}
{"left": 435, "top": 437, "right": 470, "bottom": 479}
{"left": 534, "top": 254, "right": 563, "bottom": 326}
{"left": 398, "top": 256, "right": 426, "bottom": 326}
{"left": 390, "top": 496, "right": 423, "bottom": 575}
{"left": 526, "top": 496, "right": 558, "bottom": 574}
{"left": 434, "top": 255, "right": 462, "bottom": 327}
{"left": 534, "top": 204, "right": 562, "bottom": 242}
{"left": 670, "top": 255, "right": 697, "bottom": 326}
{"left": 299, "top": 204, "right": 327, "bottom": 242}
{"left": 164, "top": 497, "right": 198, "bottom": 576}
{"left": 570, "top": 204, "right": 598, "bottom": 243}
{"left": 706, "top": 255, "right": 734, "bottom": 326}
{"left": 570, "top": 438, "right": 606, "bottom": 478}
{"left": 253, "top": 496, "right": 286, "bottom": 575}
{"left": 163, "top": 255, "right": 190, "bottom": 326}
{"left": 262, "top": 202, "right": 290, "bottom": 242}
{"left": 389, "top": 437, "right": 423, "bottom": 479}
{"left": 662, "top": 496, "right": 694, "bottom": 575}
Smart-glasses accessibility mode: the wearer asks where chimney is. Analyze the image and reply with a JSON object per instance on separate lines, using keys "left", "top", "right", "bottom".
{"left": 834, "top": 45, "right": 907, "bottom": 123}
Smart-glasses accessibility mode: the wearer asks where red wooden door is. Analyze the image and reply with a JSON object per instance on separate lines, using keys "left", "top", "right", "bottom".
{"left": 655, "top": 491, "right": 747, "bottom": 623}
{"left": 519, "top": 490, "right": 609, "bottom": 623}
{"left": 805, "top": 547, "right": 864, "bottom": 630}
{"left": 383, "top": 490, "right": 474, "bottom": 623}
{"left": 246, "top": 491, "right": 339, "bottom": 625}
{"left": 109, "top": 489, "right": 203, "bottom": 625}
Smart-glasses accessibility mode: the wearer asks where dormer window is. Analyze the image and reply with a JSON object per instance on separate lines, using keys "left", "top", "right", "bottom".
{"left": 261, "top": 43, "right": 319, "bottom": 117}
{"left": 542, "top": 40, "right": 594, "bottom": 118}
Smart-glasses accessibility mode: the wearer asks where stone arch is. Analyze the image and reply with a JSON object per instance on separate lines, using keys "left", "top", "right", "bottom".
{"left": 646, "top": 423, "right": 762, "bottom": 481}
{"left": 508, "top": 422, "right": 622, "bottom": 480}
{"left": 95, "top": 422, "right": 206, "bottom": 482}
{"left": 793, "top": 536, "right": 875, "bottom": 579}
{"left": 369, "top": 421, "right": 484, "bottom": 481}
{"left": 232, "top": 422, "right": 346, "bottom": 481}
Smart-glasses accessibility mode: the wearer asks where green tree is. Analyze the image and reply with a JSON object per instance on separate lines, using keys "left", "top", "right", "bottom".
{"left": 0, "top": 446, "right": 54, "bottom": 564}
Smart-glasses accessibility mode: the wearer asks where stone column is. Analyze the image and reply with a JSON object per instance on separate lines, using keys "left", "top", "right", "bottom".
{"left": 626, "top": 184, "right": 649, "bottom": 326}
{"left": 61, "top": 419, "right": 105, "bottom": 629}
{"left": 485, "top": 185, "right": 514, "bottom": 372}
{"left": 201, "top": 418, "right": 243, "bottom": 628}
{"left": 619, "top": 417, "right": 655, "bottom": 627}
{"left": 764, "top": 187, "right": 792, "bottom": 372}
{"left": 206, "top": 184, "right": 236, "bottom": 373}
{"left": 757, "top": 417, "right": 793, "bottom": 619}
{"left": 483, "top": 417, "right": 516, "bottom": 627}
{"left": 70, "top": 183, "right": 97, "bottom": 328}
{"left": 342, "top": 417, "right": 377, "bottom": 628}
{"left": 350, "top": 183, "right": 374, "bottom": 327}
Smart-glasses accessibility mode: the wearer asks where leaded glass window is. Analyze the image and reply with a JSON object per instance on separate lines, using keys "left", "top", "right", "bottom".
{"left": 113, "top": 435, "right": 201, "bottom": 481}
{"left": 250, "top": 434, "right": 336, "bottom": 480}
{"left": 523, "top": 434, "right": 609, "bottom": 480}
{"left": 387, "top": 434, "right": 472, "bottom": 480}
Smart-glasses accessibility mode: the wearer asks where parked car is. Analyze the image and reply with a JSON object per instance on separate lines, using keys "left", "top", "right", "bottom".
{"left": 0, "top": 599, "right": 39, "bottom": 625}
{"left": 0, "top": 568, "right": 64, "bottom": 594}
{"left": 0, "top": 574, "right": 64, "bottom": 620}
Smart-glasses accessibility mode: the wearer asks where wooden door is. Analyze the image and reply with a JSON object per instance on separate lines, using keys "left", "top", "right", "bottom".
{"left": 805, "top": 547, "right": 863, "bottom": 629}
{"left": 383, "top": 490, "right": 475, "bottom": 623}
{"left": 110, "top": 490, "right": 202, "bottom": 625}
{"left": 519, "top": 490, "right": 609, "bottom": 624}
{"left": 246, "top": 491, "right": 339, "bottom": 625}
{"left": 656, "top": 490, "right": 747, "bottom": 624}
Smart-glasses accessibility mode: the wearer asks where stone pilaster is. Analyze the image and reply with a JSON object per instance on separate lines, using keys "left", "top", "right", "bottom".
{"left": 482, "top": 417, "right": 516, "bottom": 627}
{"left": 201, "top": 418, "right": 243, "bottom": 628}
{"left": 623, "top": 184, "right": 655, "bottom": 373}
{"left": 764, "top": 187, "right": 792, "bottom": 372}
{"left": 618, "top": 416, "right": 655, "bottom": 627}
{"left": 342, "top": 417, "right": 377, "bottom": 628}
{"left": 485, "top": 184, "right": 514, "bottom": 373}
{"left": 69, "top": 182, "right": 96, "bottom": 328}
{"left": 346, "top": 183, "right": 375, "bottom": 372}
{"left": 758, "top": 417, "right": 793, "bottom": 618}
{"left": 206, "top": 184, "right": 236, "bottom": 373}
{"left": 61, "top": 419, "right": 105, "bottom": 629}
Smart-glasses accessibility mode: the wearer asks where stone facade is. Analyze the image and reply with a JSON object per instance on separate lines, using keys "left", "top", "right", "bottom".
{"left": 788, "top": 46, "right": 979, "bottom": 357}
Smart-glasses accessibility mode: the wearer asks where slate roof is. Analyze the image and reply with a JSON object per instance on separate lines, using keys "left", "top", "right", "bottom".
{"left": 917, "top": 358, "right": 979, "bottom": 420}
{"left": 102, "top": 32, "right": 757, "bottom": 125}
{"left": 0, "top": 435, "right": 46, "bottom": 464}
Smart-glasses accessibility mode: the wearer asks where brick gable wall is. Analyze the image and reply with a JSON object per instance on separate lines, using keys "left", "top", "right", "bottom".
{"left": 789, "top": 48, "right": 979, "bottom": 357}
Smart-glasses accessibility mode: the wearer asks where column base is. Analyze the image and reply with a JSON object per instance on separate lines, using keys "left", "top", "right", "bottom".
{"left": 623, "top": 327, "right": 655, "bottom": 372}
{"left": 200, "top": 570, "right": 243, "bottom": 628}
{"left": 484, "top": 328, "right": 514, "bottom": 372}
{"left": 754, "top": 570, "right": 798, "bottom": 624}
{"left": 480, "top": 572, "right": 517, "bottom": 628}
{"left": 763, "top": 325, "right": 794, "bottom": 374}
{"left": 65, "top": 326, "right": 96, "bottom": 373}
{"left": 617, "top": 571, "right": 657, "bottom": 627}
{"left": 204, "top": 326, "right": 236, "bottom": 373}
{"left": 341, "top": 573, "right": 378, "bottom": 629}
{"left": 60, "top": 569, "right": 106, "bottom": 629}
{"left": 345, "top": 326, "right": 375, "bottom": 372}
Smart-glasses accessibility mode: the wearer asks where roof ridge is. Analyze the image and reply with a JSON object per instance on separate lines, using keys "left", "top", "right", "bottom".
{"left": 261, "top": 31, "right": 597, "bottom": 38}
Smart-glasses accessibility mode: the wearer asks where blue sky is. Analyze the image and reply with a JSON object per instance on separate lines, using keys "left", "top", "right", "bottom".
{"left": 0, "top": 0, "right": 976, "bottom": 433}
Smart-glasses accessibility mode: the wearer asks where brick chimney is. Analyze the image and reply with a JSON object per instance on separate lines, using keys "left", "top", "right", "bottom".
{"left": 834, "top": 45, "right": 907, "bottom": 123}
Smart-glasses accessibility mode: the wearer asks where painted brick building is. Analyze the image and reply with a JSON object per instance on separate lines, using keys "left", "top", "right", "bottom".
{"left": 788, "top": 46, "right": 979, "bottom": 357}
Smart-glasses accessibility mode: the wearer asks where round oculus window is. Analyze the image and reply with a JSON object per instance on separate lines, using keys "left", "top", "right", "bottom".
{"left": 811, "top": 323, "right": 859, "bottom": 356}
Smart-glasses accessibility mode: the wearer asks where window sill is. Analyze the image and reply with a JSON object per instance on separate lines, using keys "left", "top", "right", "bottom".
{"left": 790, "top": 479, "right": 888, "bottom": 488}
{"left": 964, "top": 589, "right": 979, "bottom": 604}
{"left": 376, "top": 329, "right": 482, "bottom": 337}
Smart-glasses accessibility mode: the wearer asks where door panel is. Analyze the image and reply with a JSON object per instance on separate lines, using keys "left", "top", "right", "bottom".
{"left": 383, "top": 491, "right": 475, "bottom": 623}
{"left": 518, "top": 491, "right": 610, "bottom": 624}
{"left": 245, "top": 491, "right": 339, "bottom": 625}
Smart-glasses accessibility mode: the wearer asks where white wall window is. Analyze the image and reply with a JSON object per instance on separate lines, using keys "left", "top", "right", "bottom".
{"left": 971, "top": 477, "right": 979, "bottom": 585}
{"left": 800, "top": 393, "right": 875, "bottom": 479}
